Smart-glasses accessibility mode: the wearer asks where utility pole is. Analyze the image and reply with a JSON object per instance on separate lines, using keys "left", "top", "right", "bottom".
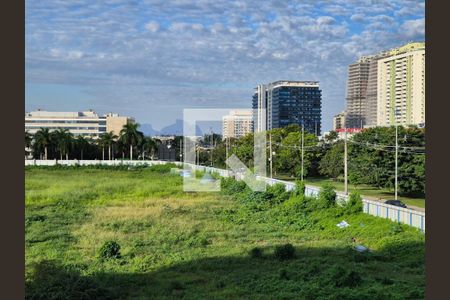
{"left": 225, "top": 137, "right": 228, "bottom": 170}
{"left": 344, "top": 129, "right": 348, "bottom": 195}
{"left": 269, "top": 133, "right": 273, "bottom": 178}
{"left": 179, "top": 137, "right": 183, "bottom": 162}
{"left": 395, "top": 122, "right": 398, "bottom": 200}
{"left": 301, "top": 123, "right": 304, "bottom": 181}
{"left": 210, "top": 127, "right": 213, "bottom": 167}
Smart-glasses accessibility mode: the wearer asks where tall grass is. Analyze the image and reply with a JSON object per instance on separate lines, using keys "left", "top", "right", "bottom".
{"left": 25, "top": 167, "right": 424, "bottom": 299}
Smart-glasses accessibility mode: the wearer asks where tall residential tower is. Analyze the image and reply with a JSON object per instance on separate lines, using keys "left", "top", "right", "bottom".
{"left": 377, "top": 42, "right": 425, "bottom": 127}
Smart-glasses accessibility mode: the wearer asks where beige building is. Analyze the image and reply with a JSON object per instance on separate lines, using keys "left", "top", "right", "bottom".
{"left": 377, "top": 42, "right": 425, "bottom": 126}
{"left": 25, "top": 110, "right": 132, "bottom": 137}
{"left": 333, "top": 111, "right": 346, "bottom": 131}
{"left": 222, "top": 110, "right": 253, "bottom": 139}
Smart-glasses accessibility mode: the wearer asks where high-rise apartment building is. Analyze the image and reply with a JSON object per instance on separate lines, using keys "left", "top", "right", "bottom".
{"left": 377, "top": 42, "right": 425, "bottom": 126}
{"left": 252, "top": 81, "right": 322, "bottom": 135}
{"left": 222, "top": 110, "right": 253, "bottom": 139}
{"left": 344, "top": 54, "right": 388, "bottom": 129}
{"left": 345, "top": 56, "right": 371, "bottom": 128}
{"left": 333, "top": 111, "right": 346, "bottom": 131}
{"left": 25, "top": 110, "right": 133, "bottom": 137}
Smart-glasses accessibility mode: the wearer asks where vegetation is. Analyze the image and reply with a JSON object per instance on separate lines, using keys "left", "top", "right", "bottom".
{"left": 26, "top": 167, "right": 424, "bottom": 299}
{"left": 27, "top": 123, "right": 163, "bottom": 161}
{"left": 119, "top": 123, "right": 144, "bottom": 160}
{"left": 26, "top": 122, "right": 424, "bottom": 200}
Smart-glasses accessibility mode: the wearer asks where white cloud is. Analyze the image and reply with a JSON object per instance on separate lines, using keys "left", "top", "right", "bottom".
{"left": 145, "top": 21, "right": 160, "bottom": 32}
{"left": 25, "top": 0, "right": 425, "bottom": 130}
{"left": 401, "top": 18, "right": 425, "bottom": 38}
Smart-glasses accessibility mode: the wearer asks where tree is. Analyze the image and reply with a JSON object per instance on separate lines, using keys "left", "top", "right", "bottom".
{"left": 140, "top": 137, "right": 157, "bottom": 160}
{"left": 75, "top": 136, "right": 90, "bottom": 160}
{"left": 324, "top": 131, "right": 339, "bottom": 143}
{"left": 348, "top": 126, "right": 425, "bottom": 196}
{"left": 52, "top": 129, "right": 73, "bottom": 160}
{"left": 99, "top": 132, "right": 118, "bottom": 160}
{"left": 34, "top": 128, "right": 52, "bottom": 160}
{"left": 319, "top": 141, "right": 344, "bottom": 180}
{"left": 273, "top": 130, "right": 317, "bottom": 178}
{"left": 25, "top": 131, "right": 33, "bottom": 159}
{"left": 119, "top": 123, "right": 144, "bottom": 160}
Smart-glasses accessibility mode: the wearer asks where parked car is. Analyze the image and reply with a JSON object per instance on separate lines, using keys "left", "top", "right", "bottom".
{"left": 384, "top": 200, "right": 407, "bottom": 208}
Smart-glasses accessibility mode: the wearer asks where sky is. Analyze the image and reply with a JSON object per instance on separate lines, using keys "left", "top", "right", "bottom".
{"left": 25, "top": 0, "right": 425, "bottom": 132}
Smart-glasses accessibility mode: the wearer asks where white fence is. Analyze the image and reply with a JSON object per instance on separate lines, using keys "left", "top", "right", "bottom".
{"left": 25, "top": 159, "right": 425, "bottom": 232}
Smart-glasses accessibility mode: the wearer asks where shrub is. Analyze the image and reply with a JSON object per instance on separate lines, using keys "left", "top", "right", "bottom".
{"left": 274, "top": 243, "right": 295, "bottom": 260}
{"left": 148, "top": 163, "right": 177, "bottom": 173}
{"left": 279, "top": 269, "right": 289, "bottom": 280}
{"left": 249, "top": 247, "right": 263, "bottom": 258}
{"left": 98, "top": 240, "right": 121, "bottom": 259}
{"left": 26, "top": 260, "right": 111, "bottom": 299}
{"left": 267, "top": 183, "right": 290, "bottom": 204}
{"left": 292, "top": 180, "right": 305, "bottom": 197}
{"left": 318, "top": 183, "right": 336, "bottom": 208}
{"left": 240, "top": 191, "right": 272, "bottom": 211}
{"left": 221, "top": 177, "right": 248, "bottom": 195}
{"left": 331, "top": 266, "right": 362, "bottom": 288}
{"left": 389, "top": 223, "right": 404, "bottom": 235}
{"left": 344, "top": 192, "right": 363, "bottom": 214}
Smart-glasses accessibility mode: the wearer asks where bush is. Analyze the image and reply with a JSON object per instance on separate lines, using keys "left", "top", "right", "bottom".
{"left": 98, "top": 240, "right": 121, "bottom": 259}
{"left": 239, "top": 191, "right": 272, "bottom": 211}
{"left": 292, "top": 180, "right": 305, "bottom": 197}
{"left": 267, "top": 183, "right": 290, "bottom": 205}
{"left": 221, "top": 177, "right": 248, "bottom": 195}
{"left": 26, "top": 260, "right": 111, "bottom": 299}
{"left": 344, "top": 192, "right": 363, "bottom": 214}
{"left": 318, "top": 183, "right": 336, "bottom": 208}
{"left": 331, "top": 266, "right": 362, "bottom": 288}
{"left": 249, "top": 247, "right": 263, "bottom": 258}
{"left": 279, "top": 269, "right": 290, "bottom": 280}
{"left": 148, "top": 163, "right": 177, "bottom": 173}
{"left": 274, "top": 243, "right": 295, "bottom": 260}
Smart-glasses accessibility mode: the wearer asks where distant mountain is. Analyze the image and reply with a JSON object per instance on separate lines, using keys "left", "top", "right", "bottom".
{"left": 159, "top": 119, "right": 203, "bottom": 136}
{"left": 139, "top": 123, "right": 159, "bottom": 136}
{"left": 139, "top": 119, "right": 203, "bottom": 136}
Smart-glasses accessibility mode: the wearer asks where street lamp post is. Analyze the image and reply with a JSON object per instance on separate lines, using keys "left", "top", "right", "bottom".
{"left": 395, "top": 121, "right": 398, "bottom": 201}
{"left": 344, "top": 129, "right": 348, "bottom": 195}
{"left": 269, "top": 133, "right": 273, "bottom": 178}
{"left": 301, "top": 122, "right": 304, "bottom": 181}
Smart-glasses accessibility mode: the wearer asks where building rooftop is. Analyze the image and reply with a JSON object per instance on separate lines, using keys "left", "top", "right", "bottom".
{"left": 388, "top": 42, "right": 425, "bottom": 56}
{"left": 254, "top": 80, "right": 320, "bottom": 92}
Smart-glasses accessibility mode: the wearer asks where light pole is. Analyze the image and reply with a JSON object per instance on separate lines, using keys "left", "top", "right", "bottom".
{"left": 269, "top": 133, "right": 273, "bottom": 178}
{"left": 395, "top": 120, "right": 398, "bottom": 201}
{"left": 344, "top": 129, "right": 348, "bottom": 195}
{"left": 301, "top": 122, "right": 304, "bottom": 181}
{"left": 225, "top": 137, "right": 229, "bottom": 170}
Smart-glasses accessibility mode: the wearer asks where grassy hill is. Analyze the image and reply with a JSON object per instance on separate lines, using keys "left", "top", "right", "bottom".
{"left": 25, "top": 166, "right": 425, "bottom": 299}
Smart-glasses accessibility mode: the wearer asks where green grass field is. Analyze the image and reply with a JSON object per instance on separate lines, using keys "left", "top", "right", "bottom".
{"left": 275, "top": 175, "right": 425, "bottom": 209}
{"left": 25, "top": 166, "right": 425, "bottom": 299}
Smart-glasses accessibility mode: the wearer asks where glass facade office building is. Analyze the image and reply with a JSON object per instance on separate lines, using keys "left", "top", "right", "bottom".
{"left": 252, "top": 81, "right": 322, "bottom": 135}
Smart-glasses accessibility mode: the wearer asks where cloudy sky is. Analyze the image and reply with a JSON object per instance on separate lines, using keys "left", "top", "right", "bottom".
{"left": 25, "top": 0, "right": 425, "bottom": 131}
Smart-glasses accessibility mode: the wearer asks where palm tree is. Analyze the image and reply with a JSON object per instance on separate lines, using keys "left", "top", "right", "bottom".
{"left": 75, "top": 135, "right": 90, "bottom": 160}
{"left": 99, "top": 132, "right": 118, "bottom": 160}
{"left": 53, "top": 129, "right": 73, "bottom": 160}
{"left": 25, "top": 131, "right": 33, "bottom": 159}
{"left": 34, "top": 128, "right": 52, "bottom": 160}
{"left": 139, "top": 137, "right": 157, "bottom": 160}
{"left": 119, "top": 123, "right": 144, "bottom": 160}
